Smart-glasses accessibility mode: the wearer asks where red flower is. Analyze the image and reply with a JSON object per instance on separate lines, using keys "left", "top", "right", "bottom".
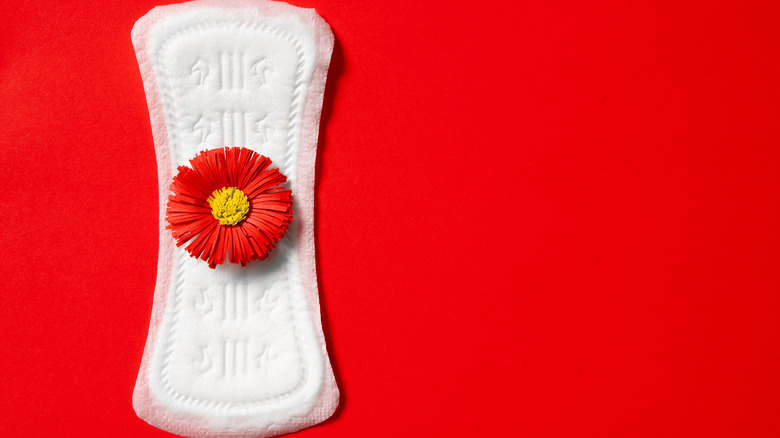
{"left": 166, "top": 147, "right": 293, "bottom": 268}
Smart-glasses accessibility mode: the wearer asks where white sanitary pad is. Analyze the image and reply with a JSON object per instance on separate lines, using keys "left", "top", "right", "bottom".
{"left": 131, "top": 1, "right": 338, "bottom": 436}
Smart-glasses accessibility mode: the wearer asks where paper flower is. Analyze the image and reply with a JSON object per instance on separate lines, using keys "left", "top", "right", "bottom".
{"left": 166, "top": 147, "right": 293, "bottom": 268}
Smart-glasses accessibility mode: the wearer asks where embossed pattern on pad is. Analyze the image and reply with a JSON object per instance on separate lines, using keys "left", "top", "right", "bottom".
{"left": 131, "top": 1, "right": 337, "bottom": 436}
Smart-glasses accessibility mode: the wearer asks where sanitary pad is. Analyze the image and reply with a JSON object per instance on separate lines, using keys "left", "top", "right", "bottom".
{"left": 131, "top": 1, "right": 338, "bottom": 436}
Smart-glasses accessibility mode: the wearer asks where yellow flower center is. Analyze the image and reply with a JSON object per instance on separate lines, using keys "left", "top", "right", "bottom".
{"left": 208, "top": 187, "right": 250, "bottom": 226}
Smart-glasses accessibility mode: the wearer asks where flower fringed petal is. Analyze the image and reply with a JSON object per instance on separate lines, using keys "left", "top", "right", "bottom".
{"left": 166, "top": 147, "right": 293, "bottom": 268}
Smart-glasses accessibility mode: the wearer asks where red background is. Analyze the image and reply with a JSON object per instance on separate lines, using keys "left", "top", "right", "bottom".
{"left": 1, "top": 0, "right": 779, "bottom": 436}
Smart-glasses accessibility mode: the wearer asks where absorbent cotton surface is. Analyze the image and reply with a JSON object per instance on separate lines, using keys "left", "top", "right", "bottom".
{"left": 131, "top": 1, "right": 338, "bottom": 436}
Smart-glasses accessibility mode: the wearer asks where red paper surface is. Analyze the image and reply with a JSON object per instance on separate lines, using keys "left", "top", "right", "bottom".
{"left": 1, "top": 0, "right": 779, "bottom": 436}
